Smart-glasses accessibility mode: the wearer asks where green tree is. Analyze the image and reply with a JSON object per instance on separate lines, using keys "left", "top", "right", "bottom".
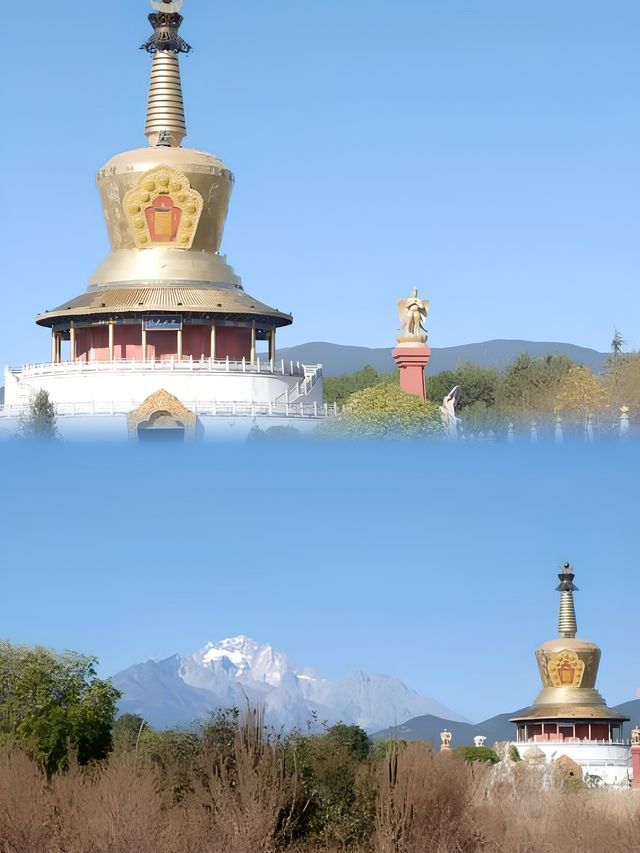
{"left": 555, "top": 365, "right": 607, "bottom": 427}
{"left": 325, "top": 723, "right": 371, "bottom": 761}
{"left": 611, "top": 328, "right": 626, "bottom": 359}
{"left": 427, "top": 364, "right": 499, "bottom": 412}
{"left": 323, "top": 383, "right": 444, "bottom": 439}
{"left": 0, "top": 642, "right": 120, "bottom": 775}
{"left": 112, "top": 712, "right": 147, "bottom": 752}
{"left": 495, "top": 352, "right": 574, "bottom": 418}
{"left": 137, "top": 726, "right": 202, "bottom": 803}
{"left": 200, "top": 706, "right": 240, "bottom": 770}
{"left": 19, "top": 389, "right": 57, "bottom": 439}
{"left": 604, "top": 352, "right": 640, "bottom": 414}
{"left": 287, "top": 723, "right": 375, "bottom": 847}
{"left": 324, "top": 365, "right": 394, "bottom": 407}
{"left": 456, "top": 745, "right": 500, "bottom": 765}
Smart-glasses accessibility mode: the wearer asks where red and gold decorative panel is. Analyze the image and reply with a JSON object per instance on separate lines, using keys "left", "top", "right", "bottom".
{"left": 548, "top": 650, "right": 585, "bottom": 688}
{"left": 123, "top": 166, "right": 203, "bottom": 249}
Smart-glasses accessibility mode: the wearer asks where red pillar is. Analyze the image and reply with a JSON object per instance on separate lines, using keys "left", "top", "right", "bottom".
{"left": 392, "top": 344, "right": 431, "bottom": 401}
{"left": 632, "top": 743, "right": 640, "bottom": 789}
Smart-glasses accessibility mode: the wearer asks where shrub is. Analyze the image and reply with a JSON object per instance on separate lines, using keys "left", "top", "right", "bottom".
{"left": 324, "top": 383, "right": 444, "bottom": 439}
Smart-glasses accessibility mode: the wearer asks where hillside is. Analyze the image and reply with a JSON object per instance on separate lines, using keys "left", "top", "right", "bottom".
{"left": 277, "top": 340, "right": 608, "bottom": 377}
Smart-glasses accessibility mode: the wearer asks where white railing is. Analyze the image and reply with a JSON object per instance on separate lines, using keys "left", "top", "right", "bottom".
{"left": 0, "top": 401, "right": 336, "bottom": 420}
{"left": 274, "top": 364, "right": 323, "bottom": 405}
{"left": 7, "top": 358, "right": 318, "bottom": 379}
{"left": 520, "top": 737, "right": 629, "bottom": 746}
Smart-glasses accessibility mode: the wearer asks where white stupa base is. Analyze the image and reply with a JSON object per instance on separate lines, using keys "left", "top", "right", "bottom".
{"left": 512, "top": 740, "right": 631, "bottom": 787}
{"left": 1, "top": 359, "right": 332, "bottom": 441}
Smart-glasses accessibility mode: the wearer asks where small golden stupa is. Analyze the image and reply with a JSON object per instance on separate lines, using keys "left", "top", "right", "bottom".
{"left": 511, "top": 563, "right": 628, "bottom": 743}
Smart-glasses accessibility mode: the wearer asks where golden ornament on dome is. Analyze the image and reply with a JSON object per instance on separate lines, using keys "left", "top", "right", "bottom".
{"left": 123, "top": 165, "right": 203, "bottom": 249}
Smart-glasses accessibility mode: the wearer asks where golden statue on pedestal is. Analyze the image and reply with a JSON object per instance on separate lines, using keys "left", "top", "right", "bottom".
{"left": 440, "top": 729, "right": 452, "bottom": 751}
{"left": 397, "top": 287, "right": 429, "bottom": 343}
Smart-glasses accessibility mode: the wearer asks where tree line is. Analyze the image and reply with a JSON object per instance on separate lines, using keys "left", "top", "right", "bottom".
{"left": 323, "top": 345, "right": 640, "bottom": 438}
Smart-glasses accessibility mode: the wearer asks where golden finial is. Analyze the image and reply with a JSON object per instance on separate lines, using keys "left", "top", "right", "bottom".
{"left": 141, "top": 0, "right": 190, "bottom": 147}
{"left": 556, "top": 562, "right": 578, "bottom": 639}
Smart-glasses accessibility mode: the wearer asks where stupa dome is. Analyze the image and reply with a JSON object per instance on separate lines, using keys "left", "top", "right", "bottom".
{"left": 96, "top": 147, "right": 234, "bottom": 259}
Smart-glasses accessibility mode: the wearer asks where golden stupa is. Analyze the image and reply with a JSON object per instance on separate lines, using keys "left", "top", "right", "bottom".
{"left": 511, "top": 563, "right": 628, "bottom": 742}
{"left": 36, "top": 0, "right": 291, "bottom": 362}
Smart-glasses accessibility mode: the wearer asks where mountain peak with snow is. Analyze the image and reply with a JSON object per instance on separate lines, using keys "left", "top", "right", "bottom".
{"left": 194, "top": 636, "right": 291, "bottom": 686}
{"left": 113, "top": 636, "right": 468, "bottom": 732}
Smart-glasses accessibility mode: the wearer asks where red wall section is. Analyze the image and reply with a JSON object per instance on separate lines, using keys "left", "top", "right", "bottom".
{"left": 74, "top": 327, "right": 109, "bottom": 361}
{"left": 74, "top": 329, "right": 90, "bottom": 361}
{"left": 183, "top": 325, "right": 211, "bottom": 359}
{"left": 216, "top": 326, "right": 251, "bottom": 360}
{"left": 71, "top": 323, "right": 253, "bottom": 361}
{"left": 146, "top": 330, "right": 178, "bottom": 361}
{"left": 91, "top": 327, "right": 109, "bottom": 360}
{"left": 114, "top": 326, "right": 143, "bottom": 360}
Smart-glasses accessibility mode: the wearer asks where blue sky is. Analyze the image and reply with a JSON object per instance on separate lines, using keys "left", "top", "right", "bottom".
{"left": 1, "top": 439, "right": 637, "bottom": 723}
{"left": 2, "top": 0, "right": 639, "bottom": 369}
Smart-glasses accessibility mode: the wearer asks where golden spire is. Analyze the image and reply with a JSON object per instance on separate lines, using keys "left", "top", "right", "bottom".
{"left": 141, "top": 1, "right": 191, "bottom": 148}
{"left": 556, "top": 562, "right": 578, "bottom": 638}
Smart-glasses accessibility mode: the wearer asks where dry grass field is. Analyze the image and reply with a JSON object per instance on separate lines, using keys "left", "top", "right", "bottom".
{"left": 0, "top": 713, "right": 638, "bottom": 853}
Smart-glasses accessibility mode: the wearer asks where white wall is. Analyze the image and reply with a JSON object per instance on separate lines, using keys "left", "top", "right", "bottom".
{"left": 513, "top": 740, "right": 631, "bottom": 787}
{"left": 4, "top": 368, "right": 322, "bottom": 408}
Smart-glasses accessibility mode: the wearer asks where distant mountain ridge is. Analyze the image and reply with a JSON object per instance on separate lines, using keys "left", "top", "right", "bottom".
{"left": 277, "top": 340, "right": 608, "bottom": 377}
{"left": 372, "top": 699, "right": 640, "bottom": 746}
{"left": 112, "top": 636, "right": 468, "bottom": 732}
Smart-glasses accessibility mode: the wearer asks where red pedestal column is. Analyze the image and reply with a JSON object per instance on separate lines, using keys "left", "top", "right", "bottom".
{"left": 392, "top": 344, "right": 432, "bottom": 401}
{"left": 632, "top": 744, "right": 640, "bottom": 789}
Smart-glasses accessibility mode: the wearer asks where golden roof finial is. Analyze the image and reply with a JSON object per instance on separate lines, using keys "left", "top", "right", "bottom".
{"left": 556, "top": 562, "right": 578, "bottom": 639}
{"left": 141, "top": 0, "right": 191, "bottom": 148}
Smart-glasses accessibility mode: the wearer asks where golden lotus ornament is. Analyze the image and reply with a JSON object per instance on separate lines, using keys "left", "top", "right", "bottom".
{"left": 123, "top": 165, "right": 204, "bottom": 249}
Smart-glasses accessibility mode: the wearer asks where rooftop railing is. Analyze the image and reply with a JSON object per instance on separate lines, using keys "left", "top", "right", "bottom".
{"left": 520, "top": 735, "right": 629, "bottom": 746}
{"left": 7, "top": 357, "right": 318, "bottom": 379}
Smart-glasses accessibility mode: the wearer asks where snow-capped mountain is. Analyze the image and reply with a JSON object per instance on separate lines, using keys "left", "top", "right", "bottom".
{"left": 112, "top": 636, "right": 467, "bottom": 732}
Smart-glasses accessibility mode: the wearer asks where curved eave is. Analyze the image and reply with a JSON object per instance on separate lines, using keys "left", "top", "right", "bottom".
{"left": 510, "top": 705, "right": 630, "bottom": 723}
{"left": 35, "top": 286, "right": 293, "bottom": 329}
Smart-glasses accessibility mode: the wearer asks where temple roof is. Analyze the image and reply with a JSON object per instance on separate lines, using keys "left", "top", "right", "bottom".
{"left": 510, "top": 704, "right": 629, "bottom": 723}
{"left": 36, "top": 286, "right": 293, "bottom": 328}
